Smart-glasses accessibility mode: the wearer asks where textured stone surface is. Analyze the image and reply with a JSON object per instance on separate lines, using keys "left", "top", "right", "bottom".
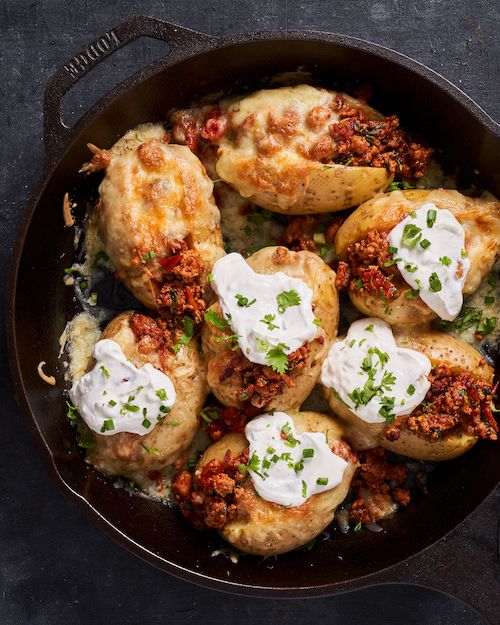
{"left": 0, "top": 1, "right": 498, "bottom": 624}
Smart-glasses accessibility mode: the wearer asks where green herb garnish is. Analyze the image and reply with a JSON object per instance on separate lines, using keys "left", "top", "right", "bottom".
{"left": 276, "top": 290, "right": 301, "bottom": 313}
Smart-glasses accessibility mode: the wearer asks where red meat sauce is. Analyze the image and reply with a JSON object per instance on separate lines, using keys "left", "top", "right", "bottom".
{"left": 153, "top": 241, "right": 206, "bottom": 325}
{"left": 219, "top": 342, "right": 313, "bottom": 408}
{"left": 384, "top": 364, "right": 498, "bottom": 443}
{"left": 336, "top": 230, "right": 400, "bottom": 301}
{"left": 349, "top": 447, "right": 411, "bottom": 525}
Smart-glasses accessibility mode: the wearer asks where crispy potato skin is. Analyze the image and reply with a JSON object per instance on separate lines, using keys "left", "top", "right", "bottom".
{"left": 98, "top": 124, "right": 225, "bottom": 310}
{"left": 201, "top": 246, "right": 339, "bottom": 410}
{"left": 323, "top": 328, "right": 493, "bottom": 461}
{"left": 86, "top": 311, "right": 207, "bottom": 477}
{"left": 216, "top": 85, "right": 391, "bottom": 214}
{"left": 336, "top": 189, "right": 500, "bottom": 325}
{"left": 198, "top": 411, "right": 357, "bottom": 556}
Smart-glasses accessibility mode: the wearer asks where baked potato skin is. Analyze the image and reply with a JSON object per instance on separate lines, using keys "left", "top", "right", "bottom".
{"left": 202, "top": 246, "right": 339, "bottom": 410}
{"left": 336, "top": 189, "right": 500, "bottom": 325}
{"left": 97, "top": 124, "right": 225, "bottom": 310}
{"left": 198, "top": 411, "right": 357, "bottom": 556}
{"left": 324, "top": 328, "right": 493, "bottom": 461}
{"left": 86, "top": 311, "right": 207, "bottom": 477}
{"left": 215, "top": 85, "right": 391, "bottom": 214}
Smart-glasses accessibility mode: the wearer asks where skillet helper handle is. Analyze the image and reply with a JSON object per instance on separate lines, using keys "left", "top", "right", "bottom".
{"left": 43, "top": 15, "right": 217, "bottom": 165}
{"left": 375, "top": 496, "right": 500, "bottom": 624}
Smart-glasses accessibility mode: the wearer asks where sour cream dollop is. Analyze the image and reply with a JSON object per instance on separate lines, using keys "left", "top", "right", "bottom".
{"left": 320, "top": 318, "right": 431, "bottom": 424}
{"left": 387, "top": 203, "right": 470, "bottom": 320}
{"left": 69, "top": 339, "right": 176, "bottom": 436}
{"left": 244, "top": 412, "right": 348, "bottom": 507}
{"left": 210, "top": 253, "right": 317, "bottom": 366}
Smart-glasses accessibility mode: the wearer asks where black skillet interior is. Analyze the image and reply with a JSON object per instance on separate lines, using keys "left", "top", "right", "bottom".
{"left": 8, "top": 18, "right": 500, "bottom": 597}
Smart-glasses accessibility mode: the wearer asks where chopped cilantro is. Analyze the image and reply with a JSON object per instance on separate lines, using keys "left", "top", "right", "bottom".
{"left": 429, "top": 272, "right": 442, "bottom": 292}
{"left": 405, "top": 289, "right": 420, "bottom": 299}
{"left": 485, "top": 295, "right": 495, "bottom": 304}
{"left": 426, "top": 209, "right": 437, "bottom": 228}
{"left": 235, "top": 293, "right": 256, "bottom": 308}
{"left": 141, "top": 250, "right": 156, "bottom": 264}
{"left": 155, "top": 389, "right": 168, "bottom": 401}
{"left": 66, "top": 402, "right": 80, "bottom": 422}
{"left": 378, "top": 396, "right": 396, "bottom": 423}
{"left": 401, "top": 224, "right": 422, "bottom": 248}
{"left": 205, "top": 310, "right": 230, "bottom": 330}
{"left": 260, "top": 314, "right": 279, "bottom": 331}
{"left": 440, "top": 306, "right": 482, "bottom": 332}
{"left": 476, "top": 317, "right": 497, "bottom": 337}
{"left": 173, "top": 316, "right": 195, "bottom": 353}
{"left": 386, "top": 179, "right": 415, "bottom": 192}
{"left": 407, "top": 384, "right": 416, "bottom": 395}
{"left": 100, "top": 419, "right": 115, "bottom": 432}
{"left": 266, "top": 343, "right": 290, "bottom": 374}
{"left": 276, "top": 290, "right": 301, "bottom": 313}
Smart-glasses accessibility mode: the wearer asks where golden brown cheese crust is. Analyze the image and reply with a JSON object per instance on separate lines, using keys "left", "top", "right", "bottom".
{"left": 86, "top": 311, "right": 207, "bottom": 478}
{"left": 335, "top": 188, "right": 500, "bottom": 325}
{"left": 201, "top": 246, "right": 339, "bottom": 410}
{"left": 198, "top": 412, "right": 357, "bottom": 556}
{"left": 97, "top": 124, "right": 225, "bottom": 311}
{"left": 216, "top": 85, "right": 391, "bottom": 214}
{"left": 323, "top": 328, "right": 494, "bottom": 461}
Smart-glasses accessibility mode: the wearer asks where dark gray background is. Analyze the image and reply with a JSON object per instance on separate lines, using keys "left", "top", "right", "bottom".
{"left": 1, "top": 1, "right": 499, "bottom": 624}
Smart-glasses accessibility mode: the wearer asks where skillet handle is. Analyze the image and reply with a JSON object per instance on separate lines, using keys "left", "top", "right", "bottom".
{"left": 43, "top": 15, "right": 217, "bottom": 166}
{"left": 374, "top": 493, "right": 500, "bottom": 624}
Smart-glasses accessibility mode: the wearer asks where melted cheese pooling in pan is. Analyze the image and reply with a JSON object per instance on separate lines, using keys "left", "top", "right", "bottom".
{"left": 70, "top": 339, "right": 176, "bottom": 435}
{"left": 245, "top": 412, "right": 348, "bottom": 507}
{"left": 321, "top": 318, "right": 431, "bottom": 424}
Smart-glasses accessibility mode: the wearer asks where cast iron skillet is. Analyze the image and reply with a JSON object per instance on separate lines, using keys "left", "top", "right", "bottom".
{"left": 7, "top": 15, "right": 500, "bottom": 620}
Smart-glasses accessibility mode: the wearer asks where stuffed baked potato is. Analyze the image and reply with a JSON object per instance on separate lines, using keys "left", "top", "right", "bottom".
{"left": 93, "top": 123, "right": 225, "bottom": 318}
{"left": 215, "top": 85, "right": 432, "bottom": 214}
{"left": 202, "top": 246, "right": 339, "bottom": 410}
{"left": 80, "top": 311, "right": 207, "bottom": 477}
{"left": 174, "top": 411, "right": 357, "bottom": 556}
{"left": 335, "top": 188, "right": 500, "bottom": 325}
{"left": 323, "top": 322, "right": 496, "bottom": 461}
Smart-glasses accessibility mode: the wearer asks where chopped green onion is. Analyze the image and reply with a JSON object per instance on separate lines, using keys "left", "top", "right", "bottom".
{"left": 426, "top": 209, "right": 437, "bottom": 228}
{"left": 429, "top": 272, "right": 442, "bottom": 292}
{"left": 101, "top": 419, "right": 115, "bottom": 432}
{"left": 440, "top": 256, "right": 452, "bottom": 266}
{"left": 316, "top": 477, "right": 328, "bottom": 486}
{"left": 303, "top": 448, "right": 315, "bottom": 458}
{"left": 407, "top": 384, "right": 415, "bottom": 395}
{"left": 420, "top": 238, "right": 431, "bottom": 249}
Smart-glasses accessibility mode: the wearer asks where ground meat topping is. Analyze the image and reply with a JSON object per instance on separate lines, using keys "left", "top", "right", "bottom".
{"left": 200, "top": 404, "right": 262, "bottom": 442}
{"left": 385, "top": 364, "right": 498, "bottom": 442}
{"left": 128, "top": 313, "right": 174, "bottom": 357}
{"left": 219, "top": 343, "right": 311, "bottom": 408}
{"left": 348, "top": 447, "right": 410, "bottom": 524}
{"left": 155, "top": 247, "right": 206, "bottom": 324}
{"left": 279, "top": 215, "right": 344, "bottom": 255}
{"left": 336, "top": 230, "right": 400, "bottom": 301}
{"left": 328, "top": 95, "right": 433, "bottom": 178}
{"left": 172, "top": 448, "right": 249, "bottom": 530}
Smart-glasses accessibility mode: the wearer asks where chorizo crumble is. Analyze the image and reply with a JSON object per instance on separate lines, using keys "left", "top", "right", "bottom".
{"left": 336, "top": 230, "right": 400, "bottom": 301}
{"left": 349, "top": 448, "right": 410, "bottom": 524}
{"left": 155, "top": 242, "right": 206, "bottom": 324}
{"left": 220, "top": 342, "right": 312, "bottom": 408}
{"left": 172, "top": 448, "right": 249, "bottom": 530}
{"left": 385, "top": 364, "right": 498, "bottom": 442}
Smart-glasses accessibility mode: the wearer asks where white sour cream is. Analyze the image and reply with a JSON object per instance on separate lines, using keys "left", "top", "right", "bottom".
{"left": 320, "top": 318, "right": 431, "bottom": 424}
{"left": 69, "top": 339, "right": 176, "bottom": 436}
{"left": 210, "top": 253, "right": 317, "bottom": 366}
{"left": 244, "top": 412, "right": 348, "bottom": 507}
{"left": 388, "top": 203, "right": 470, "bottom": 320}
